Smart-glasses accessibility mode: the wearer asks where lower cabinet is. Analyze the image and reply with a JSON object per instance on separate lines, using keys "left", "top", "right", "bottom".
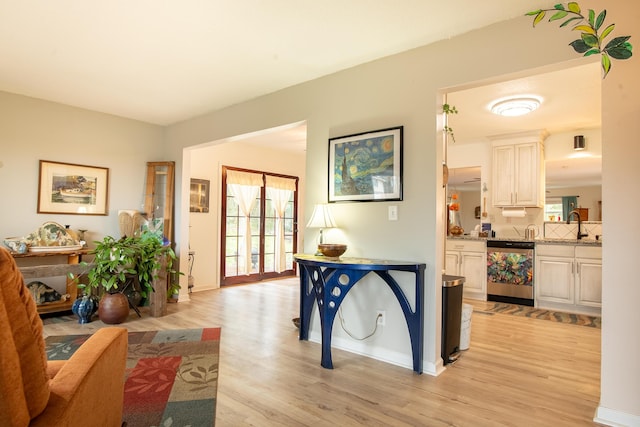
{"left": 536, "top": 257, "right": 575, "bottom": 303}
{"left": 445, "top": 239, "right": 486, "bottom": 300}
{"left": 535, "top": 244, "right": 601, "bottom": 315}
{"left": 575, "top": 251, "right": 602, "bottom": 308}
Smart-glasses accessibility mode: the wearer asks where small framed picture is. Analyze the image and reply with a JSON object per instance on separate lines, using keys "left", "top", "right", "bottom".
{"left": 37, "top": 160, "right": 109, "bottom": 215}
{"left": 328, "top": 126, "right": 403, "bottom": 202}
{"left": 190, "top": 178, "right": 210, "bottom": 213}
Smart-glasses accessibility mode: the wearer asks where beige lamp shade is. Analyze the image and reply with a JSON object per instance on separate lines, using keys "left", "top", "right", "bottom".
{"left": 307, "top": 204, "right": 337, "bottom": 229}
{"left": 307, "top": 204, "right": 337, "bottom": 252}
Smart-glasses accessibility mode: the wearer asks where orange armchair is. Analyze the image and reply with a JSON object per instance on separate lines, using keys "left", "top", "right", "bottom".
{"left": 0, "top": 247, "right": 128, "bottom": 427}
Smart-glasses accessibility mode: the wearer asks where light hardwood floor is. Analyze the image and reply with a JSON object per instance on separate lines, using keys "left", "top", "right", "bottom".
{"left": 43, "top": 277, "right": 602, "bottom": 426}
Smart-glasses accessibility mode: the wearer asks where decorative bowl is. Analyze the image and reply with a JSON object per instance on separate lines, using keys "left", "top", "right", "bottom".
{"left": 3, "top": 237, "right": 28, "bottom": 254}
{"left": 449, "top": 225, "right": 464, "bottom": 236}
{"left": 318, "top": 244, "right": 347, "bottom": 260}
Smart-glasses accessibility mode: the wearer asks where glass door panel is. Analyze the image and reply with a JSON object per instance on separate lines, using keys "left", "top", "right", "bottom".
{"left": 221, "top": 167, "right": 298, "bottom": 285}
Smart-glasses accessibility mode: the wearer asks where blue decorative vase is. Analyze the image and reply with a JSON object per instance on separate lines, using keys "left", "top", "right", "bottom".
{"left": 72, "top": 296, "right": 97, "bottom": 324}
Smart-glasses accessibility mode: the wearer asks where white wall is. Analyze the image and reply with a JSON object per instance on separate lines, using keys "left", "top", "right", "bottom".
{"left": 164, "top": 15, "right": 580, "bottom": 377}
{"left": 188, "top": 138, "right": 306, "bottom": 290}
{"left": 447, "top": 190, "right": 481, "bottom": 234}
{"left": 449, "top": 129, "right": 603, "bottom": 235}
{"left": 546, "top": 185, "right": 601, "bottom": 221}
{"left": 597, "top": 1, "right": 640, "bottom": 424}
{"left": 166, "top": 5, "right": 639, "bottom": 423}
{"left": 2, "top": 2, "right": 636, "bottom": 423}
{"left": 545, "top": 128, "right": 602, "bottom": 162}
{"left": 0, "top": 91, "right": 164, "bottom": 244}
{"left": 448, "top": 142, "right": 490, "bottom": 234}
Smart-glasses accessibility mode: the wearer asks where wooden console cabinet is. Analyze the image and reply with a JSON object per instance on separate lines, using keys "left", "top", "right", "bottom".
{"left": 13, "top": 249, "right": 90, "bottom": 315}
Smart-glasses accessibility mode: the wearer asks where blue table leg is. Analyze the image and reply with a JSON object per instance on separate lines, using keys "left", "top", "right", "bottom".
{"left": 316, "top": 267, "right": 368, "bottom": 369}
{"left": 375, "top": 270, "right": 424, "bottom": 374}
{"left": 299, "top": 266, "right": 314, "bottom": 341}
{"left": 319, "top": 296, "right": 336, "bottom": 369}
{"left": 296, "top": 258, "right": 423, "bottom": 374}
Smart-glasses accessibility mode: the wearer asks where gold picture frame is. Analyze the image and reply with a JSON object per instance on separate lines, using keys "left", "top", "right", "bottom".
{"left": 190, "top": 178, "right": 210, "bottom": 213}
{"left": 37, "top": 160, "right": 109, "bottom": 215}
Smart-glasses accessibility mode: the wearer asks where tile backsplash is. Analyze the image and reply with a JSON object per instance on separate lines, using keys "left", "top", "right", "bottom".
{"left": 543, "top": 222, "right": 602, "bottom": 240}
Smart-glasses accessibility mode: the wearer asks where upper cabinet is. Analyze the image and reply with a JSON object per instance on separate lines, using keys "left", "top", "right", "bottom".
{"left": 491, "top": 132, "right": 546, "bottom": 208}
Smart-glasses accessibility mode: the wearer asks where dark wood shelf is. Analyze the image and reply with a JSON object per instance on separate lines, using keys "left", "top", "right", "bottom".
{"left": 13, "top": 249, "right": 91, "bottom": 315}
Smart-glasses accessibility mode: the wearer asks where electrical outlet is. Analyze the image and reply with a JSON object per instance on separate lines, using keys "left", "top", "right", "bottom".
{"left": 376, "top": 310, "right": 386, "bottom": 326}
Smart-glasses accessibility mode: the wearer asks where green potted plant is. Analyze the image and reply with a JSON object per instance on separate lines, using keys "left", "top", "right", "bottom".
{"left": 168, "top": 282, "right": 181, "bottom": 302}
{"left": 78, "top": 231, "right": 181, "bottom": 323}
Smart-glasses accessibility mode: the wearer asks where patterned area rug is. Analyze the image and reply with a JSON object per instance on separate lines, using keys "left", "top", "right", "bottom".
{"left": 45, "top": 327, "right": 220, "bottom": 426}
{"left": 475, "top": 302, "right": 601, "bottom": 328}
{"left": 41, "top": 313, "right": 76, "bottom": 324}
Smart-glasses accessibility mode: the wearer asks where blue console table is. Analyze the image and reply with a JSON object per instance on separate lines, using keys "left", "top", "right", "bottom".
{"left": 294, "top": 254, "right": 425, "bottom": 374}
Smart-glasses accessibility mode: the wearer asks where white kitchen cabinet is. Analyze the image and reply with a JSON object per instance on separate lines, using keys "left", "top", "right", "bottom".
{"left": 575, "top": 246, "right": 602, "bottom": 308}
{"left": 445, "top": 251, "right": 460, "bottom": 276}
{"left": 445, "top": 239, "right": 486, "bottom": 300}
{"left": 491, "top": 136, "right": 544, "bottom": 207}
{"left": 535, "top": 245, "right": 574, "bottom": 305}
{"left": 535, "top": 244, "right": 601, "bottom": 315}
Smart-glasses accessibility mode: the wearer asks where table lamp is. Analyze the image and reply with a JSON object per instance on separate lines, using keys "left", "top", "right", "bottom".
{"left": 307, "top": 204, "right": 337, "bottom": 255}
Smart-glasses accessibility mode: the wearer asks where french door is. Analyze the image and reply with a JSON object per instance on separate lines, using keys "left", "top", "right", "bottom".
{"left": 220, "top": 166, "right": 298, "bottom": 286}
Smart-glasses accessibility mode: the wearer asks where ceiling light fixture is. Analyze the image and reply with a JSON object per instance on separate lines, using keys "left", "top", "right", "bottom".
{"left": 574, "top": 135, "right": 586, "bottom": 151}
{"left": 490, "top": 97, "right": 540, "bottom": 117}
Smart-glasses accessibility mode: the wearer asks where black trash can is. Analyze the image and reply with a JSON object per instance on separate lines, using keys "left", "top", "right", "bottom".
{"left": 442, "top": 274, "right": 465, "bottom": 364}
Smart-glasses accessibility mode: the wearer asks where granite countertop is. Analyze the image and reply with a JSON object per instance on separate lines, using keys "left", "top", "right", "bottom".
{"left": 447, "top": 235, "right": 602, "bottom": 246}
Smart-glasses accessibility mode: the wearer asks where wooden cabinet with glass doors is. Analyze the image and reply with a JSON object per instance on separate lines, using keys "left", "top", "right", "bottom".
{"left": 144, "top": 161, "right": 175, "bottom": 244}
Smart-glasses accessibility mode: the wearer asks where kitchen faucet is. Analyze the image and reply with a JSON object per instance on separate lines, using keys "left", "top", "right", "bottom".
{"left": 566, "top": 209, "right": 588, "bottom": 240}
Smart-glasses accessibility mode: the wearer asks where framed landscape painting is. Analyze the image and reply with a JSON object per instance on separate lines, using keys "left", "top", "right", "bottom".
{"left": 37, "top": 160, "right": 109, "bottom": 215}
{"left": 328, "top": 126, "right": 403, "bottom": 202}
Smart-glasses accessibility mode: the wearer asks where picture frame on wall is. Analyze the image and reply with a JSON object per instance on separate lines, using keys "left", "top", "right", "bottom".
{"left": 190, "top": 178, "right": 210, "bottom": 213}
{"left": 328, "top": 126, "right": 403, "bottom": 202}
{"left": 37, "top": 160, "right": 109, "bottom": 215}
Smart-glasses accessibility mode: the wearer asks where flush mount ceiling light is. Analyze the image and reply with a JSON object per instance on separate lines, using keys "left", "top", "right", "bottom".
{"left": 490, "top": 97, "right": 541, "bottom": 117}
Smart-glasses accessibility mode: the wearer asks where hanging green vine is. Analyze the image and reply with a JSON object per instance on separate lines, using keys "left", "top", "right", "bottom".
{"left": 526, "top": 2, "right": 632, "bottom": 78}
{"left": 442, "top": 103, "right": 458, "bottom": 143}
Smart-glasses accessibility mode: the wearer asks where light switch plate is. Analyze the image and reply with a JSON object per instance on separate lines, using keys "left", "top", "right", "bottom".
{"left": 388, "top": 205, "right": 398, "bottom": 221}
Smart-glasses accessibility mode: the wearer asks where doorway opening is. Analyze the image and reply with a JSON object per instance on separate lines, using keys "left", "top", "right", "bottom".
{"left": 220, "top": 166, "right": 299, "bottom": 286}
{"left": 181, "top": 121, "right": 307, "bottom": 291}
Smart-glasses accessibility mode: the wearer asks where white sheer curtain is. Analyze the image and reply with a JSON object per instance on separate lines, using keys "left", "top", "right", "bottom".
{"left": 227, "top": 170, "right": 263, "bottom": 275}
{"left": 266, "top": 176, "right": 296, "bottom": 273}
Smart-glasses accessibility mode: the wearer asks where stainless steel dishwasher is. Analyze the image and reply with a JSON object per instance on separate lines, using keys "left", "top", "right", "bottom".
{"left": 486, "top": 240, "right": 534, "bottom": 306}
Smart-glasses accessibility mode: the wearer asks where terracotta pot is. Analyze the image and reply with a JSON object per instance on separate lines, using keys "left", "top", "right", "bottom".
{"left": 98, "top": 292, "right": 130, "bottom": 324}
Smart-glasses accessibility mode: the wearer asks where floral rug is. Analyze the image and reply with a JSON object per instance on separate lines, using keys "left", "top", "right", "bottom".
{"left": 45, "top": 327, "right": 220, "bottom": 426}
{"left": 471, "top": 301, "right": 601, "bottom": 328}
{"left": 40, "top": 313, "right": 76, "bottom": 324}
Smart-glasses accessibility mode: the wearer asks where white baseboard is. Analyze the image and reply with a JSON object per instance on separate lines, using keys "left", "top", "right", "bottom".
{"left": 307, "top": 331, "right": 444, "bottom": 376}
{"left": 594, "top": 405, "right": 640, "bottom": 427}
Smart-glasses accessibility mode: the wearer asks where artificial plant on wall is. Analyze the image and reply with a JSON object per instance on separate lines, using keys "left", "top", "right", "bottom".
{"left": 526, "top": 2, "right": 633, "bottom": 78}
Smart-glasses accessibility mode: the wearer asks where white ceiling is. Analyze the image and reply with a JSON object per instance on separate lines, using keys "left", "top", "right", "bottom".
{"left": 447, "top": 61, "right": 602, "bottom": 190}
{"left": 446, "top": 62, "right": 602, "bottom": 145}
{"left": 1, "top": 1, "right": 597, "bottom": 188}
{"left": 0, "top": 1, "right": 555, "bottom": 126}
